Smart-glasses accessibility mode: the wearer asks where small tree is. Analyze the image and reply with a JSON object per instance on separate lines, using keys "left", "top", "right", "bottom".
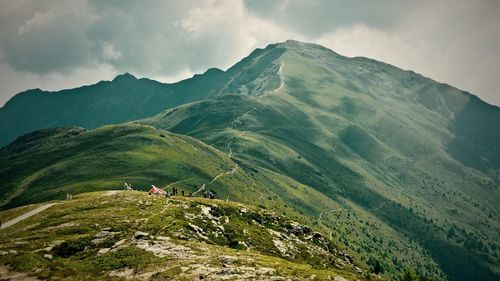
{"left": 401, "top": 269, "right": 419, "bottom": 281}
{"left": 368, "top": 256, "right": 383, "bottom": 274}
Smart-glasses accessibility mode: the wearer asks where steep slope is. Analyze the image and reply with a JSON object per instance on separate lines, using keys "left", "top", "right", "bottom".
{"left": 0, "top": 115, "right": 443, "bottom": 280}
{"left": 1, "top": 40, "right": 499, "bottom": 280}
{"left": 0, "top": 191, "right": 366, "bottom": 280}
{"left": 0, "top": 69, "right": 226, "bottom": 147}
{"left": 143, "top": 41, "right": 500, "bottom": 281}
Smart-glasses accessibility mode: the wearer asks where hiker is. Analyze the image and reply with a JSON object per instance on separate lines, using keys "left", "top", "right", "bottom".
{"left": 207, "top": 191, "right": 215, "bottom": 199}
{"left": 181, "top": 190, "right": 185, "bottom": 196}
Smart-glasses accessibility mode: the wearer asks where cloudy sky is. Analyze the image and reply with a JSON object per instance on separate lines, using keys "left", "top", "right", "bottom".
{"left": 0, "top": 0, "right": 499, "bottom": 106}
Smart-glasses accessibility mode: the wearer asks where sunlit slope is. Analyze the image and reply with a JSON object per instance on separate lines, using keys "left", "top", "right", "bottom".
{"left": 143, "top": 40, "right": 500, "bottom": 281}
{"left": 0, "top": 122, "right": 354, "bottom": 237}
{"left": 0, "top": 111, "right": 445, "bottom": 279}
{"left": 0, "top": 191, "right": 367, "bottom": 280}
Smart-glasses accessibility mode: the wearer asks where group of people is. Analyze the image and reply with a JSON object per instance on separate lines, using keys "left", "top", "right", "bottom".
{"left": 165, "top": 186, "right": 216, "bottom": 199}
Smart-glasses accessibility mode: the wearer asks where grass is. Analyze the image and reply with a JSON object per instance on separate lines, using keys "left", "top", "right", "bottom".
{"left": 1, "top": 40, "right": 498, "bottom": 281}
{"left": 0, "top": 191, "right": 367, "bottom": 280}
{"left": 141, "top": 41, "right": 499, "bottom": 281}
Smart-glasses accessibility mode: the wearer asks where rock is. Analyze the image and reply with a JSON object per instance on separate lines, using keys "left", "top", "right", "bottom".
{"left": 289, "top": 225, "right": 312, "bottom": 236}
{"left": 219, "top": 255, "right": 238, "bottom": 265}
{"left": 188, "top": 223, "right": 203, "bottom": 233}
{"left": 256, "top": 267, "right": 275, "bottom": 275}
{"left": 219, "top": 267, "right": 237, "bottom": 275}
{"left": 134, "top": 240, "right": 195, "bottom": 259}
{"left": 109, "top": 268, "right": 134, "bottom": 278}
{"left": 134, "top": 231, "right": 149, "bottom": 239}
{"left": 200, "top": 205, "right": 212, "bottom": 217}
{"left": 90, "top": 238, "right": 107, "bottom": 246}
{"left": 112, "top": 239, "right": 127, "bottom": 248}
{"left": 95, "top": 230, "right": 120, "bottom": 238}
{"left": 180, "top": 266, "right": 189, "bottom": 273}
{"left": 0, "top": 250, "right": 8, "bottom": 256}
{"left": 313, "top": 232, "right": 322, "bottom": 239}
{"left": 98, "top": 248, "right": 110, "bottom": 255}
{"left": 334, "top": 276, "right": 348, "bottom": 281}
{"left": 43, "top": 254, "right": 53, "bottom": 260}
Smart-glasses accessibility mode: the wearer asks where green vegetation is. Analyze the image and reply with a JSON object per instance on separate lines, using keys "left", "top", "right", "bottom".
{"left": 0, "top": 191, "right": 366, "bottom": 280}
{"left": 0, "top": 40, "right": 498, "bottom": 280}
{"left": 143, "top": 41, "right": 499, "bottom": 280}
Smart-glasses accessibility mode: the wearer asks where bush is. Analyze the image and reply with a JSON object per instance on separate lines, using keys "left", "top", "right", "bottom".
{"left": 52, "top": 237, "right": 91, "bottom": 258}
{"left": 368, "top": 256, "right": 383, "bottom": 274}
{"left": 93, "top": 247, "right": 155, "bottom": 271}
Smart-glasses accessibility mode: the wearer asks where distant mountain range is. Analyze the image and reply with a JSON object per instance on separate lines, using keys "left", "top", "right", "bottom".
{"left": 1, "top": 40, "right": 498, "bottom": 281}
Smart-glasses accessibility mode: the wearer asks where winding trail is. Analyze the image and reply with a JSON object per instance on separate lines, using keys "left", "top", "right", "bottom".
{"left": 318, "top": 208, "right": 343, "bottom": 220}
{"left": 184, "top": 64, "right": 285, "bottom": 196}
{"left": 193, "top": 107, "right": 256, "bottom": 195}
{"left": 1, "top": 203, "right": 56, "bottom": 230}
{"left": 372, "top": 201, "right": 387, "bottom": 211}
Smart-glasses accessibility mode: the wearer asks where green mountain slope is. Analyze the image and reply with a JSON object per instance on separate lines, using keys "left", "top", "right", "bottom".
{"left": 142, "top": 41, "right": 500, "bottom": 281}
{"left": 0, "top": 69, "right": 227, "bottom": 147}
{"left": 0, "top": 191, "right": 366, "bottom": 280}
{"left": 0, "top": 40, "right": 498, "bottom": 281}
{"left": 0, "top": 114, "right": 443, "bottom": 279}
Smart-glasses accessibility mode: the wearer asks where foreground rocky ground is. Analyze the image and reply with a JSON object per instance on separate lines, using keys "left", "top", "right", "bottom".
{"left": 0, "top": 191, "right": 370, "bottom": 280}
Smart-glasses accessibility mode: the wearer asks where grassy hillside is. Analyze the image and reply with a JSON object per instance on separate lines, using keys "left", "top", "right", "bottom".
{"left": 143, "top": 41, "right": 500, "bottom": 281}
{"left": 0, "top": 119, "right": 441, "bottom": 280}
{"left": 0, "top": 69, "right": 228, "bottom": 147}
{"left": 1, "top": 40, "right": 498, "bottom": 280}
{"left": 0, "top": 191, "right": 367, "bottom": 280}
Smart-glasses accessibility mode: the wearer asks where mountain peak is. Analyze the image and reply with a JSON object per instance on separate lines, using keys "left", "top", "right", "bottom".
{"left": 268, "top": 39, "right": 340, "bottom": 56}
{"left": 112, "top": 72, "right": 137, "bottom": 82}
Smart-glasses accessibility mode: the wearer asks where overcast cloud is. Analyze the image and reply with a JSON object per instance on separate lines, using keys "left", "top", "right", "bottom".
{"left": 0, "top": 0, "right": 499, "bottom": 106}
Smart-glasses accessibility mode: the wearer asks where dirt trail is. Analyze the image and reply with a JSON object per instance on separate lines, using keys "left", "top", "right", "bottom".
{"left": 106, "top": 190, "right": 119, "bottom": 196}
{"left": 372, "top": 201, "right": 387, "bottom": 211}
{"left": 1, "top": 203, "right": 56, "bottom": 229}
{"left": 193, "top": 107, "right": 256, "bottom": 195}
{"left": 318, "top": 208, "right": 342, "bottom": 220}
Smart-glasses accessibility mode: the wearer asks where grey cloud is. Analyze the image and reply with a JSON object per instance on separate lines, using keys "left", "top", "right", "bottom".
{"left": 0, "top": 1, "right": 93, "bottom": 73}
{"left": 243, "top": 0, "right": 423, "bottom": 36}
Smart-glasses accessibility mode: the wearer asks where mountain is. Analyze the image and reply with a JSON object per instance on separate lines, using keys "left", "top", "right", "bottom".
{"left": 0, "top": 40, "right": 499, "bottom": 281}
{"left": 0, "top": 191, "right": 365, "bottom": 280}
{"left": 142, "top": 40, "right": 500, "bottom": 281}
{"left": 0, "top": 69, "right": 226, "bottom": 147}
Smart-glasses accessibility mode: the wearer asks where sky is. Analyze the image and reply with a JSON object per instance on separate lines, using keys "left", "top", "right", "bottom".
{"left": 0, "top": 0, "right": 499, "bottom": 106}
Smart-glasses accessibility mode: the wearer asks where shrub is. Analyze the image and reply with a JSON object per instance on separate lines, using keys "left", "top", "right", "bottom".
{"left": 52, "top": 237, "right": 91, "bottom": 258}
{"left": 93, "top": 247, "right": 155, "bottom": 271}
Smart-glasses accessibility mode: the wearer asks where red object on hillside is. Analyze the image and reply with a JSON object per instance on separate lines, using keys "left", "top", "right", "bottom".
{"left": 149, "top": 185, "right": 166, "bottom": 195}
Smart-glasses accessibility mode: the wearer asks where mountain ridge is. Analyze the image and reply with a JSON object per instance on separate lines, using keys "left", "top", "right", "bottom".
{"left": 0, "top": 40, "right": 499, "bottom": 281}
{"left": 2, "top": 40, "right": 498, "bottom": 147}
